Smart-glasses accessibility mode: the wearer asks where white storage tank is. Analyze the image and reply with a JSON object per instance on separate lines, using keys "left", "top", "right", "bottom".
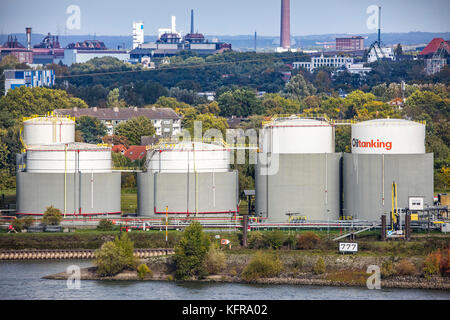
{"left": 260, "top": 117, "right": 334, "bottom": 154}
{"left": 256, "top": 116, "right": 341, "bottom": 222}
{"left": 147, "top": 141, "right": 230, "bottom": 173}
{"left": 351, "top": 119, "right": 425, "bottom": 154}
{"left": 343, "top": 118, "right": 433, "bottom": 221}
{"left": 137, "top": 141, "right": 239, "bottom": 217}
{"left": 23, "top": 116, "right": 75, "bottom": 146}
{"left": 26, "top": 142, "right": 112, "bottom": 173}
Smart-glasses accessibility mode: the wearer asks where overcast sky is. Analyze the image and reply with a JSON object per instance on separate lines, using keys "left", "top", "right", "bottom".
{"left": 1, "top": 0, "right": 449, "bottom": 36}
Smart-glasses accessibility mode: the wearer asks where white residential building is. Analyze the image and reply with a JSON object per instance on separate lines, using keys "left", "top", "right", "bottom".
{"left": 293, "top": 54, "right": 354, "bottom": 72}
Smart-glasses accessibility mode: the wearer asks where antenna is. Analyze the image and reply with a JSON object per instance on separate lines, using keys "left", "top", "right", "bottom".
{"left": 378, "top": 6, "right": 381, "bottom": 45}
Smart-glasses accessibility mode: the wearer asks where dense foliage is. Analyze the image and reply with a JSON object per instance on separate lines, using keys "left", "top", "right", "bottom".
{"left": 173, "top": 221, "right": 211, "bottom": 280}
{"left": 94, "top": 233, "right": 137, "bottom": 276}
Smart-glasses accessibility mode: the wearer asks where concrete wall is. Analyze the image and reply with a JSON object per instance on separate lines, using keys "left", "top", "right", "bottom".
{"left": 16, "top": 172, "right": 121, "bottom": 215}
{"left": 343, "top": 153, "right": 434, "bottom": 221}
{"left": 256, "top": 153, "right": 342, "bottom": 222}
{"left": 137, "top": 171, "right": 239, "bottom": 217}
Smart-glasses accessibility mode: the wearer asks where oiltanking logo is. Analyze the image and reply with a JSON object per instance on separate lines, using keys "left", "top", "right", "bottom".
{"left": 352, "top": 138, "right": 392, "bottom": 151}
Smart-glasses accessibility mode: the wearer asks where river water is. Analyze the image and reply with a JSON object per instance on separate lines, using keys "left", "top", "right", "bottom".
{"left": 0, "top": 260, "right": 449, "bottom": 300}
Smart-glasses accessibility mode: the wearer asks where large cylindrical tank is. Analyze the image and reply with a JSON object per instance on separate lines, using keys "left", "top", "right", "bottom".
{"left": 260, "top": 118, "right": 335, "bottom": 154}
{"left": 147, "top": 142, "right": 230, "bottom": 173}
{"left": 343, "top": 119, "right": 433, "bottom": 221}
{"left": 256, "top": 117, "right": 340, "bottom": 222}
{"left": 138, "top": 141, "right": 239, "bottom": 217}
{"left": 351, "top": 119, "right": 425, "bottom": 154}
{"left": 23, "top": 116, "right": 75, "bottom": 146}
{"left": 25, "top": 143, "right": 112, "bottom": 173}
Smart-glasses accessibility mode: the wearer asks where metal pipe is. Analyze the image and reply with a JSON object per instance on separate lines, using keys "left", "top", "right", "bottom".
{"left": 64, "top": 144, "right": 67, "bottom": 217}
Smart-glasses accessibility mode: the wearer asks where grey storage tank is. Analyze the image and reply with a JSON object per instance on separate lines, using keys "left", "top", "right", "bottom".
{"left": 16, "top": 115, "right": 121, "bottom": 216}
{"left": 255, "top": 116, "right": 342, "bottom": 221}
{"left": 137, "top": 141, "right": 239, "bottom": 218}
{"left": 343, "top": 119, "right": 433, "bottom": 221}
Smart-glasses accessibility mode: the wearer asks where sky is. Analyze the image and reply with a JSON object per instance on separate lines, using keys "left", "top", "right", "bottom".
{"left": 0, "top": 0, "right": 449, "bottom": 36}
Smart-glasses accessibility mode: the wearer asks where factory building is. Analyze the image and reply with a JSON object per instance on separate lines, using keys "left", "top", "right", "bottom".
{"left": 130, "top": 11, "right": 231, "bottom": 59}
{"left": 336, "top": 36, "right": 364, "bottom": 51}
{"left": 137, "top": 141, "right": 239, "bottom": 218}
{"left": 16, "top": 115, "right": 121, "bottom": 216}
{"left": 3, "top": 69, "right": 55, "bottom": 95}
{"left": 255, "top": 117, "right": 341, "bottom": 221}
{"left": 343, "top": 119, "right": 433, "bottom": 221}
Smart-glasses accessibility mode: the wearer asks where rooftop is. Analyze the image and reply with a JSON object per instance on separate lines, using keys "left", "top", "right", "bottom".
{"left": 54, "top": 107, "right": 180, "bottom": 121}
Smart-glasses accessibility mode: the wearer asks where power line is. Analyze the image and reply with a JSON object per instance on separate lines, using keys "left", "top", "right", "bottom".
{"left": 55, "top": 55, "right": 303, "bottom": 79}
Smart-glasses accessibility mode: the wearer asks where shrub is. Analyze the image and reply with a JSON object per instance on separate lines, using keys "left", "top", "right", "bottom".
{"left": 97, "top": 219, "right": 114, "bottom": 231}
{"left": 395, "top": 259, "right": 416, "bottom": 276}
{"left": 423, "top": 249, "right": 449, "bottom": 278}
{"left": 21, "top": 217, "right": 35, "bottom": 229}
{"left": 11, "top": 219, "right": 23, "bottom": 232}
{"left": 313, "top": 257, "right": 326, "bottom": 274}
{"left": 263, "top": 230, "right": 284, "bottom": 249}
{"left": 248, "top": 232, "right": 265, "bottom": 249}
{"left": 241, "top": 251, "right": 283, "bottom": 282}
{"left": 296, "top": 232, "right": 321, "bottom": 250}
{"left": 204, "top": 245, "right": 226, "bottom": 274}
{"left": 381, "top": 260, "right": 396, "bottom": 278}
{"left": 94, "top": 233, "right": 137, "bottom": 276}
{"left": 42, "top": 206, "right": 62, "bottom": 226}
{"left": 284, "top": 234, "right": 297, "bottom": 250}
{"left": 137, "top": 264, "right": 152, "bottom": 280}
{"left": 174, "top": 221, "right": 211, "bottom": 280}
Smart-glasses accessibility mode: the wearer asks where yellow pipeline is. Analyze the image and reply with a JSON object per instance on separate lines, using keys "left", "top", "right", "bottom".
{"left": 64, "top": 144, "right": 67, "bottom": 217}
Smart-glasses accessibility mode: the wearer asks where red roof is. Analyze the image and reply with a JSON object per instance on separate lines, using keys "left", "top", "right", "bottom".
{"left": 420, "top": 38, "right": 449, "bottom": 56}
{"left": 124, "top": 146, "right": 147, "bottom": 161}
{"left": 112, "top": 144, "right": 127, "bottom": 153}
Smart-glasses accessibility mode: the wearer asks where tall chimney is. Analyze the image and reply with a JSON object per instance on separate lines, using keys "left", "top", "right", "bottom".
{"left": 26, "top": 27, "right": 32, "bottom": 50}
{"left": 280, "top": 0, "right": 290, "bottom": 49}
{"left": 190, "top": 9, "right": 194, "bottom": 34}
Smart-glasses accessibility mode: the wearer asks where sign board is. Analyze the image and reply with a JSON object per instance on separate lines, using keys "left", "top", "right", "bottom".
{"left": 410, "top": 214, "right": 419, "bottom": 221}
{"left": 215, "top": 235, "right": 220, "bottom": 239}
{"left": 409, "top": 197, "right": 424, "bottom": 211}
{"left": 339, "top": 242, "right": 358, "bottom": 253}
{"left": 221, "top": 239, "right": 230, "bottom": 245}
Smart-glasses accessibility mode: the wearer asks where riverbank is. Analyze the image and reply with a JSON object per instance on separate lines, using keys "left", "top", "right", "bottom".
{"left": 44, "top": 253, "right": 450, "bottom": 291}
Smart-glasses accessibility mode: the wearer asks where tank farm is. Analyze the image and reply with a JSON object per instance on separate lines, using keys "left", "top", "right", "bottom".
{"left": 13, "top": 114, "right": 437, "bottom": 231}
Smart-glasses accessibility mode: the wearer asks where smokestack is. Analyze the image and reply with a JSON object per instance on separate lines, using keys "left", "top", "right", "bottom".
{"left": 26, "top": 27, "right": 32, "bottom": 50}
{"left": 254, "top": 31, "right": 257, "bottom": 52}
{"left": 190, "top": 9, "right": 194, "bottom": 34}
{"left": 171, "top": 16, "right": 176, "bottom": 33}
{"left": 377, "top": 6, "right": 381, "bottom": 45}
{"left": 280, "top": 0, "right": 290, "bottom": 49}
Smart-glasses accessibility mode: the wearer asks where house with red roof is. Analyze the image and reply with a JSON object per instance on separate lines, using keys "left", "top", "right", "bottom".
{"left": 124, "top": 146, "right": 147, "bottom": 162}
{"left": 112, "top": 144, "right": 127, "bottom": 154}
{"left": 419, "top": 38, "right": 450, "bottom": 75}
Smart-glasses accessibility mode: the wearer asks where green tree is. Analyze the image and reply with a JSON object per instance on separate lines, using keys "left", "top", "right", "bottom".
{"left": 284, "top": 73, "right": 317, "bottom": 101}
{"left": 0, "top": 87, "right": 88, "bottom": 128}
{"left": 75, "top": 116, "right": 107, "bottom": 144}
{"left": 217, "top": 89, "right": 263, "bottom": 117}
{"left": 42, "top": 206, "right": 62, "bottom": 225}
{"left": 182, "top": 112, "right": 229, "bottom": 138}
{"left": 107, "top": 88, "right": 126, "bottom": 109}
{"left": 174, "top": 221, "right": 211, "bottom": 280}
{"left": 94, "top": 233, "right": 137, "bottom": 276}
{"left": 114, "top": 116, "right": 156, "bottom": 145}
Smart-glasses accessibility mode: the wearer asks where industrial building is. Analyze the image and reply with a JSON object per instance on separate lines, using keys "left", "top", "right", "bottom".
{"left": 16, "top": 114, "right": 121, "bottom": 216}
{"left": 137, "top": 141, "right": 239, "bottom": 218}
{"left": 3, "top": 69, "right": 55, "bottom": 95}
{"left": 336, "top": 36, "right": 364, "bottom": 52}
{"left": 343, "top": 119, "right": 434, "bottom": 221}
{"left": 130, "top": 11, "right": 231, "bottom": 59}
{"left": 255, "top": 116, "right": 341, "bottom": 221}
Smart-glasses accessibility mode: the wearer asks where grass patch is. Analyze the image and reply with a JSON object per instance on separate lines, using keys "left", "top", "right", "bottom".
{"left": 121, "top": 192, "right": 137, "bottom": 214}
